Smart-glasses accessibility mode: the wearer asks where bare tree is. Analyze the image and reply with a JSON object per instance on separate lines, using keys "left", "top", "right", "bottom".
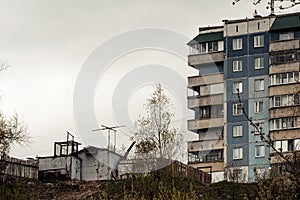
{"left": 0, "top": 113, "right": 28, "bottom": 159}
{"left": 0, "top": 65, "right": 28, "bottom": 179}
{"left": 131, "top": 84, "right": 184, "bottom": 161}
{"left": 236, "top": 88, "right": 300, "bottom": 188}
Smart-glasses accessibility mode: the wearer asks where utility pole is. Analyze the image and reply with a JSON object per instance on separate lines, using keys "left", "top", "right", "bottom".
{"left": 92, "top": 124, "right": 125, "bottom": 180}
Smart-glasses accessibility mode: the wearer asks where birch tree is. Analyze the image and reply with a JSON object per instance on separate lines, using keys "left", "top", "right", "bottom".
{"left": 132, "top": 84, "right": 184, "bottom": 161}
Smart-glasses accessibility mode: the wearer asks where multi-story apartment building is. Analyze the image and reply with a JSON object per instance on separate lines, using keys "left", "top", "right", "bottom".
{"left": 223, "top": 15, "right": 273, "bottom": 183}
{"left": 187, "top": 12, "right": 300, "bottom": 183}
{"left": 187, "top": 26, "right": 225, "bottom": 182}
{"left": 268, "top": 13, "right": 300, "bottom": 172}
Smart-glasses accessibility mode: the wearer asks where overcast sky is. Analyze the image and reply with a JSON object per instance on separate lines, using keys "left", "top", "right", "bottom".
{"left": 0, "top": 0, "right": 297, "bottom": 159}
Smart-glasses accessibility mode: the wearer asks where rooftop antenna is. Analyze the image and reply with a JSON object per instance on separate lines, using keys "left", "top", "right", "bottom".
{"left": 92, "top": 124, "right": 125, "bottom": 180}
{"left": 232, "top": 0, "right": 300, "bottom": 15}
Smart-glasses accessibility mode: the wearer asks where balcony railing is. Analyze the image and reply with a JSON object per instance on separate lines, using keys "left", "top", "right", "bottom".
{"left": 188, "top": 74, "right": 224, "bottom": 88}
{"left": 269, "top": 38, "right": 300, "bottom": 52}
{"left": 188, "top": 52, "right": 224, "bottom": 66}
{"left": 188, "top": 139, "right": 224, "bottom": 152}
{"left": 188, "top": 94, "right": 223, "bottom": 109}
{"left": 188, "top": 118, "right": 224, "bottom": 131}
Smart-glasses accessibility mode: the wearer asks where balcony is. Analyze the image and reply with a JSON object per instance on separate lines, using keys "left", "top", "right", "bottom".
{"left": 188, "top": 94, "right": 223, "bottom": 109}
{"left": 270, "top": 150, "right": 300, "bottom": 164}
{"left": 269, "top": 38, "right": 300, "bottom": 52}
{"left": 270, "top": 128, "right": 300, "bottom": 141}
{"left": 188, "top": 139, "right": 224, "bottom": 152}
{"left": 188, "top": 161, "right": 224, "bottom": 173}
{"left": 269, "top": 83, "right": 300, "bottom": 96}
{"left": 270, "top": 62, "right": 300, "bottom": 74}
{"left": 188, "top": 52, "right": 224, "bottom": 66}
{"left": 270, "top": 106, "right": 300, "bottom": 119}
{"left": 188, "top": 74, "right": 224, "bottom": 87}
{"left": 188, "top": 118, "right": 224, "bottom": 131}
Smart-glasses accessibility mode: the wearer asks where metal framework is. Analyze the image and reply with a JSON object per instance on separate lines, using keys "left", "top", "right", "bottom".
{"left": 53, "top": 132, "right": 81, "bottom": 157}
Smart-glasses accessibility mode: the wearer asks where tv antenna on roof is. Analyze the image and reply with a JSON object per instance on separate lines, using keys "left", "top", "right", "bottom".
{"left": 92, "top": 124, "right": 125, "bottom": 152}
{"left": 232, "top": 0, "right": 300, "bottom": 15}
{"left": 92, "top": 124, "right": 125, "bottom": 180}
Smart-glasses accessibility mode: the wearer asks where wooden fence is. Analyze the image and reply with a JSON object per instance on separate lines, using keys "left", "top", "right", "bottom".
{"left": 157, "top": 160, "right": 211, "bottom": 184}
{"left": 119, "top": 159, "right": 211, "bottom": 184}
{"left": 0, "top": 156, "right": 38, "bottom": 180}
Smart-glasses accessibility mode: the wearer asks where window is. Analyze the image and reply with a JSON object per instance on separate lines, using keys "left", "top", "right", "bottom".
{"left": 255, "top": 101, "right": 264, "bottom": 113}
{"left": 255, "top": 168, "right": 266, "bottom": 178}
{"left": 189, "top": 40, "right": 224, "bottom": 55}
{"left": 233, "top": 60, "right": 242, "bottom": 72}
{"left": 233, "top": 147, "right": 243, "bottom": 159}
{"left": 233, "top": 169, "right": 243, "bottom": 182}
{"left": 233, "top": 125, "right": 243, "bottom": 137}
{"left": 255, "top": 145, "right": 265, "bottom": 157}
{"left": 294, "top": 139, "right": 300, "bottom": 151}
{"left": 254, "top": 79, "right": 264, "bottom": 91}
{"left": 233, "top": 38, "right": 242, "bottom": 50}
{"left": 233, "top": 81, "right": 242, "bottom": 93}
{"left": 270, "top": 94, "right": 296, "bottom": 108}
{"left": 188, "top": 149, "right": 223, "bottom": 163}
{"left": 233, "top": 103, "right": 243, "bottom": 116}
{"left": 254, "top": 35, "right": 264, "bottom": 47}
{"left": 254, "top": 57, "right": 264, "bottom": 69}
{"left": 196, "top": 105, "right": 223, "bottom": 119}
{"left": 270, "top": 117, "right": 298, "bottom": 131}
{"left": 279, "top": 32, "right": 294, "bottom": 41}
{"left": 218, "top": 41, "right": 224, "bottom": 51}
{"left": 274, "top": 140, "right": 288, "bottom": 152}
{"left": 270, "top": 49, "right": 300, "bottom": 65}
{"left": 254, "top": 122, "right": 264, "bottom": 135}
{"left": 269, "top": 72, "right": 299, "bottom": 85}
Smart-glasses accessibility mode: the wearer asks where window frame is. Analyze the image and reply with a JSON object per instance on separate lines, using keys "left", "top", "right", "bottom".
{"left": 254, "top": 35, "right": 264, "bottom": 48}
{"left": 233, "top": 38, "right": 243, "bottom": 50}
{"left": 255, "top": 145, "right": 265, "bottom": 158}
{"left": 254, "top": 101, "right": 264, "bottom": 113}
{"left": 233, "top": 59, "right": 243, "bottom": 72}
{"left": 279, "top": 32, "right": 294, "bottom": 41}
{"left": 233, "top": 125, "right": 243, "bottom": 137}
{"left": 254, "top": 79, "right": 264, "bottom": 91}
{"left": 233, "top": 147, "right": 243, "bottom": 160}
{"left": 254, "top": 57, "right": 264, "bottom": 69}
{"left": 254, "top": 122, "right": 264, "bottom": 135}
{"left": 233, "top": 103, "right": 243, "bottom": 116}
{"left": 233, "top": 81, "right": 243, "bottom": 94}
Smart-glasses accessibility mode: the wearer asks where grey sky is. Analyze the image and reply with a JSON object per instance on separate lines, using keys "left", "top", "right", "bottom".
{"left": 0, "top": 0, "right": 296, "bottom": 158}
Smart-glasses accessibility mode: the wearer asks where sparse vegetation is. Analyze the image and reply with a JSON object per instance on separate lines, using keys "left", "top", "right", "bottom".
{"left": 0, "top": 175, "right": 262, "bottom": 200}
